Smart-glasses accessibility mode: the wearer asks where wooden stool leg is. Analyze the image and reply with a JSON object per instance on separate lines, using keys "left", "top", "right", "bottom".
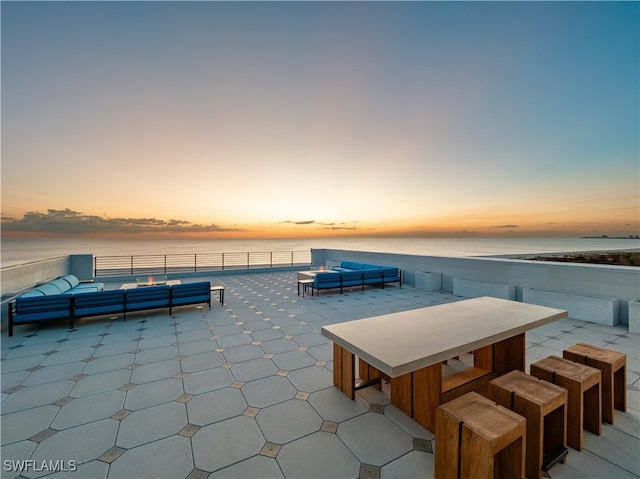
{"left": 583, "top": 382, "right": 602, "bottom": 436}
{"left": 513, "top": 396, "right": 543, "bottom": 479}
{"left": 614, "top": 365, "right": 627, "bottom": 412}
{"left": 544, "top": 404, "right": 568, "bottom": 465}
{"left": 461, "top": 424, "right": 493, "bottom": 479}
{"left": 435, "top": 407, "right": 461, "bottom": 479}
{"left": 598, "top": 361, "right": 615, "bottom": 424}
{"left": 560, "top": 377, "right": 584, "bottom": 451}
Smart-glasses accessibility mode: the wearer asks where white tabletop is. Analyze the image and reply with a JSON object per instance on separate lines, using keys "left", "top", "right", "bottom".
{"left": 120, "top": 279, "right": 181, "bottom": 289}
{"left": 321, "top": 296, "right": 567, "bottom": 377}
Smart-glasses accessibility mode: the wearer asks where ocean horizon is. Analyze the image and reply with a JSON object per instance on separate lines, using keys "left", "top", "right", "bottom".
{"left": 2, "top": 236, "right": 639, "bottom": 269}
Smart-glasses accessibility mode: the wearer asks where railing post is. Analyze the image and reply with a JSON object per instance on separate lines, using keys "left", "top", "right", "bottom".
{"left": 222, "top": 253, "right": 225, "bottom": 270}
{"left": 271, "top": 252, "right": 273, "bottom": 268}
{"left": 247, "top": 252, "right": 250, "bottom": 269}
{"left": 164, "top": 255, "right": 167, "bottom": 274}
{"left": 291, "top": 251, "right": 294, "bottom": 266}
{"left": 130, "top": 256, "right": 134, "bottom": 276}
{"left": 194, "top": 254, "right": 197, "bottom": 272}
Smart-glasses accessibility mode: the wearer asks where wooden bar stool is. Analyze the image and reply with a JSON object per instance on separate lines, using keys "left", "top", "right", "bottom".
{"left": 563, "top": 343, "right": 626, "bottom": 424}
{"left": 530, "top": 356, "right": 601, "bottom": 451}
{"left": 488, "top": 370, "right": 568, "bottom": 479}
{"left": 435, "top": 391, "right": 526, "bottom": 479}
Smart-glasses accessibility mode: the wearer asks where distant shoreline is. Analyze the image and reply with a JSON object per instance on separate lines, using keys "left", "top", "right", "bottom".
{"left": 513, "top": 250, "right": 640, "bottom": 266}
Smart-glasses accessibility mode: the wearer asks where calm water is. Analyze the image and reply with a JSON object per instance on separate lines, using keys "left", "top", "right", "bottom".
{"left": 2, "top": 237, "right": 638, "bottom": 268}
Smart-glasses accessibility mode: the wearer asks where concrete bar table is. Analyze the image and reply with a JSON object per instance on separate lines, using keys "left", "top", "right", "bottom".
{"left": 322, "top": 297, "right": 567, "bottom": 432}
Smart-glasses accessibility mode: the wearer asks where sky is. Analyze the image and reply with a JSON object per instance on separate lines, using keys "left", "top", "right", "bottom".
{"left": 1, "top": 1, "right": 639, "bottom": 239}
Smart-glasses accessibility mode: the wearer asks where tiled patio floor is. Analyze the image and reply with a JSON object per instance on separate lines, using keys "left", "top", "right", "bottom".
{"left": 2, "top": 271, "right": 639, "bottom": 478}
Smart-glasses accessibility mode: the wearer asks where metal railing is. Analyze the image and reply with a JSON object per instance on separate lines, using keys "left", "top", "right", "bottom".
{"left": 94, "top": 250, "right": 312, "bottom": 277}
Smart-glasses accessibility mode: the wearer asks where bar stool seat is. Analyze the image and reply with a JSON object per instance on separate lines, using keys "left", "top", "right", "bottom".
{"left": 435, "top": 391, "right": 526, "bottom": 479}
{"left": 530, "top": 355, "right": 601, "bottom": 451}
{"left": 488, "top": 370, "right": 568, "bottom": 479}
{"left": 563, "top": 343, "right": 626, "bottom": 424}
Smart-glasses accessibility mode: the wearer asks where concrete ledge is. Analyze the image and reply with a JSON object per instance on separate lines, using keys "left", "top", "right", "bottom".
{"left": 629, "top": 299, "right": 640, "bottom": 334}
{"left": 415, "top": 271, "right": 442, "bottom": 291}
{"left": 523, "top": 288, "right": 619, "bottom": 326}
{"left": 452, "top": 278, "right": 516, "bottom": 300}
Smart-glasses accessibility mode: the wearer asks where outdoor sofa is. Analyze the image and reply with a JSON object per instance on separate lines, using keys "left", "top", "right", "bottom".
{"left": 7, "top": 278, "right": 212, "bottom": 336}
{"left": 305, "top": 261, "right": 402, "bottom": 296}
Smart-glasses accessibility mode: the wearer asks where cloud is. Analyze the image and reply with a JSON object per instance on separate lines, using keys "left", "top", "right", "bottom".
{"left": 495, "top": 225, "right": 519, "bottom": 228}
{"left": 1, "top": 208, "right": 239, "bottom": 236}
{"left": 280, "top": 220, "right": 359, "bottom": 230}
{"left": 323, "top": 226, "right": 357, "bottom": 230}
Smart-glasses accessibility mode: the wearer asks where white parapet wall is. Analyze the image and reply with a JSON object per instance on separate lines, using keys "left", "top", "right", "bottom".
{"left": 311, "top": 248, "right": 639, "bottom": 328}
{"left": 523, "top": 288, "right": 619, "bottom": 326}
{"left": 415, "top": 271, "right": 442, "bottom": 291}
{"left": 453, "top": 277, "right": 516, "bottom": 300}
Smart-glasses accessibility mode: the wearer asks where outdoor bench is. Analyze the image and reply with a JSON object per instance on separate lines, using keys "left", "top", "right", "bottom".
{"left": 7, "top": 281, "right": 212, "bottom": 336}
{"left": 306, "top": 262, "right": 402, "bottom": 296}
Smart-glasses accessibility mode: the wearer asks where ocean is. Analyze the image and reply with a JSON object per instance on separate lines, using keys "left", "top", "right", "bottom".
{"left": 2, "top": 237, "right": 638, "bottom": 268}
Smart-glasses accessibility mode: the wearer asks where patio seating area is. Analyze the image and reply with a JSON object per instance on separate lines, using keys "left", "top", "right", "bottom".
{"left": 2, "top": 271, "right": 638, "bottom": 479}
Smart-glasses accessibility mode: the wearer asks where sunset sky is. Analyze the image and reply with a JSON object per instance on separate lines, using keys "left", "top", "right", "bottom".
{"left": 2, "top": 1, "right": 638, "bottom": 239}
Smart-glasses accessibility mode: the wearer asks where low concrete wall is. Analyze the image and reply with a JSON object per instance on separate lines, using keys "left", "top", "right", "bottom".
{"left": 1, "top": 256, "right": 70, "bottom": 298}
{"left": 629, "top": 299, "right": 640, "bottom": 334}
{"left": 453, "top": 278, "right": 516, "bottom": 300}
{"left": 523, "top": 288, "right": 619, "bottom": 326}
{"left": 415, "top": 271, "right": 442, "bottom": 291}
{"left": 312, "top": 248, "right": 640, "bottom": 327}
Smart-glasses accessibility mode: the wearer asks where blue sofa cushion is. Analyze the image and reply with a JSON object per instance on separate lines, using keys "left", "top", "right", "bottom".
{"left": 49, "top": 278, "right": 72, "bottom": 294}
{"left": 363, "top": 269, "right": 384, "bottom": 282}
{"left": 70, "top": 284, "right": 104, "bottom": 293}
{"left": 20, "top": 289, "right": 46, "bottom": 298}
{"left": 341, "top": 271, "right": 363, "bottom": 287}
{"left": 11, "top": 295, "right": 72, "bottom": 323}
{"left": 313, "top": 272, "right": 342, "bottom": 289}
{"left": 73, "top": 290, "right": 126, "bottom": 318}
{"left": 125, "top": 285, "right": 171, "bottom": 311}
{"left": 33, "top": 283, "right": 65, "bottom": 295}
{"left": 170, "top": 282, "right": 211, "bottom": 307}
{"left": 61, "top": 274, "right": 80, "bottom": 289}
{"left": 61, "top": 274, "right": 104, "bottom": 293}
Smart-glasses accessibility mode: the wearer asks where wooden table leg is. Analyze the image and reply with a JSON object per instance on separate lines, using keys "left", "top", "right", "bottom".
{"left": 493, "top": 333, "right": 525, "bottom": 374}
{"left": 413, "top": 363, "right": 442, "bottom": 433}
{"left": 333, "top": 343, "right": 355, "bottom": 399}
{"left": 391, "top": 373, "right": 413, "bottom": 418}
